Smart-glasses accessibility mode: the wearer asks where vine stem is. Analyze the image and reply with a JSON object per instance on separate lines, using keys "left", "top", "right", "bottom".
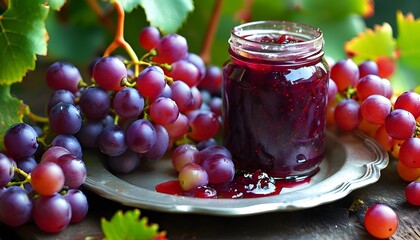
{"left": 200, "top": 0, "right": 223, "bottom": 64}
{"left": 103, "top": 1, "right": 140, "bottom": 76}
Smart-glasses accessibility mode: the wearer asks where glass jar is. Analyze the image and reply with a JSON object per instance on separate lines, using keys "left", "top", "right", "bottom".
{"left": 222, "top": 21, "right": 329, "bottom": 180}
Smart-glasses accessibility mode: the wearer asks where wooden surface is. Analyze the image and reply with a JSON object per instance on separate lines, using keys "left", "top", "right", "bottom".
{"left": 0, "top": 158, "right": 419, "bottom": 240}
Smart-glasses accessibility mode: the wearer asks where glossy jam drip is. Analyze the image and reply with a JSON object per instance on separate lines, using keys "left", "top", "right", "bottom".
{"left": 155, "top": 170, "right": 310, "bottom": 199}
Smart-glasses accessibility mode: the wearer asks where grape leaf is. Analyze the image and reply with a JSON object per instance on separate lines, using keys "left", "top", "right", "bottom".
{"left": 0, "top": 0, "right": 66, "bottom": 85}
{"left": 0, "top": 86, "right": 26, "bottom": 150}
{"left": 344, "top": 23, "right": 396, "bottom": 64}
{"left": 396, "top": 11, "right": 420, "bottom": 70}
{"left": 140, "top": 0, "right": 194, "bottom": 34}
{"left": 118, "top": 0, "right": 141, "bottom": 13}
{"left": 299, "top": 0, "right": 374, "bottom": 18}
{"left": 101, "top": 209, "right": 166, "bottom": 240}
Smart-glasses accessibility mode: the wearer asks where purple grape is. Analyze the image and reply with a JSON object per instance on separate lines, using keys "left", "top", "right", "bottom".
{"left": 139, "top": 26, "right": 161, "bottom": 50}
{"left": 196, "top": 138, "right": 218, "bottom": 151}
{"left": 136, "top": 66, "right": 166, "bottom": 99}
{"left": 16, "top": 156, "right": 37, "bottom": 180}
{"left": 47, "top": 89, "right": 76, "bottom": 114}
{"left": 32, "top": 193, "right": 72, "bottom": 233}
{"left": 0, "top": 186, "right": 33, "bottom": 227}
{"left": 163, "top": 113, "right": 189, "bottom": 139}
{"left": 107, "top": 150, "right": 140, "bottom": 173}
{"left": 185, "top": 52, "right": 206, "bottom": 80}
{"left": 4, "top": 122, "right": 38, "bottom": 159}
{"left": 51, "top": 134, "right": 83, "bottom": 158}
{"left": 149, "top": 97, "right": 179, "bottom": 125}
{"left": 56, "top": 154, "right": 87, "bottom": 189}
{"left": 125, "top": 119, "right": 157, "bottom": 153}
{"left": 49, "top": 102, "right": 83, "bottom": 135}
{"left": 92, "top": 56, "right": 127, "bottom": 91}
{"left": 46, "top": 62, "right": 82, "bottom": 93}
{"left": 153, "top": 34, "right": 188, "bottom": 64}
{"left": 98, "top": 125, "right": 127, "bottom": 157}
{"left": 201, "top": 154, "right": 235, "bottom": 184}
{"left": 0, "top": 154, "right": 14, "bottom": 188}
{"left": 143, "top": 124, "right": 170, "bottom": 160}
{"left": 197, "top": 145, "right": 232, "bottom": 163}
{"left": 170, "top": 80, "right": 193, "bottom": 112}
{"left": 78, "top": 86, "right": 111, "bottom": 120}
{"left": 63, "top": 189, "right": 88, "bottom": 223}
{"left": 113, "top": 87, "right": 145, "bottom": 118}
{"left": 75, "top": 120, "right": 104, "bottom": 148}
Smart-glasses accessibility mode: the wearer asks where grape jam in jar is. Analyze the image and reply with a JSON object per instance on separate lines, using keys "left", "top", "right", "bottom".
{"left": 222, "top": 21, "right": 329, "bottom": 180}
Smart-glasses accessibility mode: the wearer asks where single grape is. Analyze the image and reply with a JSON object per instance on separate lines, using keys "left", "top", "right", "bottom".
{"left": 31, "top": 162, "right": 65, "bottom": 196}
{"left": 374, "top": 125, "right": 393, "bottom": 152}
{"left": 170, "top": 80, "right": 194, "bottom": 113}
{"left": 92, "top": 56, "right": 127, "bottom": 91}
{"left": 196, "top": 138, "right": 218, "bottom": 151}
{"left": 16, "top": 156, "right": 37, "bottom": 180}
{"left": 126, "top": 119, "right": 157, "bottom": 153}
{"left": 163, "top": 113, "right": 189, "bottom": 139}
{"left": 56, "top": 154, "right": 87, "bottom": 189}
{"left": 201, "top": 154, "right": 235, "bottom": 185}
{"left": 197, "top": 65, "right": 222, "bottom": 94}
{"left": 172, "top": 144, "right": 200, "bottom": 172}
{"left": 333, "top": 99, "right": 362, "bottom": 131}
{"left": 46, "top": 62, "right": 82, "bottom": 93}
{"left": 185, "top": 52, "right": 206, "bottom": 80}
{"left": 399, "top": 138, "right": 420, "bottom": 168}
{"left": 143, "top": 124, "right": 170, "bottom": 160}
{"left": 0, "top": 153, "right": 14, "bottom": 188}
{"left": 149, "top": 97, "right": 179, "bottom": 125}
{"left": 51, "top": 134, "right": 83, "bottom": 158}
{"left": 208, "top": 96, "right": 222, "bottom": 117}
{"left": 356, "top": 74, "right": 389, "bottom": 100}
{"left": 40, "top": 146, "right": 71, "bottom": 163}
{"left": 197, "top": 145, "right": 233, "bottom": 163}
{"left": 113, "top": 87, "right": 145, "bottom": 119}
{"left": 187, "top": 109, "right": 220, "bottom": 141}
{"left": 178, "top": 163, "right": 209, "bottom": 191}
{"left": 384, "top": 109, "right": 416, "bottom": 140}
{"left": 153, "top": 34, "right": 188, "bottom": 64}
{"left": 33, "top": 193, "right": 72, "bottom": 233}
{"left": 136, "top": 66, "right": 166, "bottom": 99}
{"left": 364, "top": 203, "right": 398, "bottom": 239}
{"left": 78, "top": 86, "right": 111, "bottom": 121}
{"left": 4, "top": 122, "right": 38, "bottom": 159}
{"left": 63, "top": 189, "right": 89, "bottom": 223}
{"left": 49, "top": 102, "right": 83, "bottom": 135}
{"left": 98, "top": 125, "right": 127, "bottom": 157}
{"left": 184, "top": 86, "right": 203, "bottom": 112}
{"left": 75, "top": 120, "right": 104, "bottom": 148}
{"left": 330, "top": 59, "right": 359, "bottom": 92}
{"left": 47, "top": 89, "right": 76, "bottom": 114}
{"left": 405, "top": 180, "right": 420, "bottom": 206}
{"left": 358, "top": 60, "right": 379, "bottom": 78}
{"left": 394, "top": 91, "right": 420, "bottom": 119}
{"left": 107, "top": 150, "right": 140, "bottom": 174}
{"left": 138, "top": 26, "right": 161, "bottom": 50}
{"left": 360, "top": 95, "right": 392, "bottom": 125}
{"left": 0, "top": 186, "right": 32, "bottom": 227}
{"left": 169, "top": 59, "right": 201, "bottom": 87}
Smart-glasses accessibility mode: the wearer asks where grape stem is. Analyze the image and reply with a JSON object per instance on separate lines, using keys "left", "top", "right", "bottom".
{"left": 7, "top": 166, "right": 31, "bottom": 188}
{"left": 24, "top": 105, "right": 49, "bottom": 123}
{"left": 103, "top": 0, "right": 140, "bottom": 76}
{"left": 200, "top": 0, "right": 223, "bottom": 64}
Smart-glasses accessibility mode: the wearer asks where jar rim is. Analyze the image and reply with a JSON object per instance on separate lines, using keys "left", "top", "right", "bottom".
{"left": 229, "top": 21, "right": 324, "bottom": 61}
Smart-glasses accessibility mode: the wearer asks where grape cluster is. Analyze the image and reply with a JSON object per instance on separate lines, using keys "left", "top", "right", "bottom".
{"left": 0, "top": 26, "right": 228, "bottom": 233}
{"left": 0, "top": 123, "right": 88, "bottom": 233}
{"left": 328, "top": 58, "right": 420, "bottom": 237}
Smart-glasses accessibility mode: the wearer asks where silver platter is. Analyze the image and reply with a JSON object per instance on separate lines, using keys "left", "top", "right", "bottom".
{"left": 83, "top": 130, "right": 388, "bottom": 216}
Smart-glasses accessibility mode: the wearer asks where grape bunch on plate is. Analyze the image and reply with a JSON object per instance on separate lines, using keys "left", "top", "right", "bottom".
{"left": 0, "top": 26, "right": 229, "bottom": 233}
{"left": 327, "top": 58, "right": 420, "bottom": 238}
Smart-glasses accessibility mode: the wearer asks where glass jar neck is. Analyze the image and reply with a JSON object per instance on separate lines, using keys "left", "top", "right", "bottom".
{"left": 228, "top": 21, "right": 325, "bottom": 63}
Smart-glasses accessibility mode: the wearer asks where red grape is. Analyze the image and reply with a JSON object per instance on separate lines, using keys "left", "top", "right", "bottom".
{"left": 364, "top": 203, "right": 398, "bottom": 239}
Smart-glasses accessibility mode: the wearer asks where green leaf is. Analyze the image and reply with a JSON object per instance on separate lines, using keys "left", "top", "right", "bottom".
{"left": 396, "top": 11, "right": 420, "bottom": 70}
{"left": 118, "top": 0, "right": 142, "bottom": 13}
{"left": 344, "top": 22, "right": 396, "bottom": 64}
{"left": 299, "top": 0, "right": 374, "bottom": 19}
{"left": 101, "top": 209, "right": 166, "bottom": 240}
{"left": 48, "top": 0, "right": 66, "bottom": 11}
{"left": 140, "top": 0, "right": 194, "bottom": 34}
{"left": 0, "top": 0, "right": 66, "bottom": 85}
{"left": 0, "top": 86, "right": 25, "bottom": 150}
